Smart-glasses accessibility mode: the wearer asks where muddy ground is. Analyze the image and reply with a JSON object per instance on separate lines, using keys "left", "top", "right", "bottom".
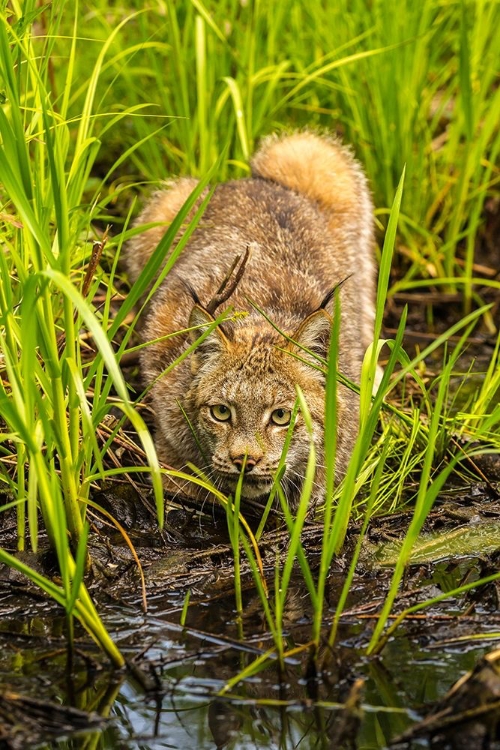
{"left": 1, "top": 469, "right": 500, "bottom": 749}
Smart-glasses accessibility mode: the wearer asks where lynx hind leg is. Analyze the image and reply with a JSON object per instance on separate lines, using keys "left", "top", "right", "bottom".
{"left": 251, "top": 131, "right": 376, "bottom": 349}
{"left": 125, "top": 177, "right": 201, "bottom": 284}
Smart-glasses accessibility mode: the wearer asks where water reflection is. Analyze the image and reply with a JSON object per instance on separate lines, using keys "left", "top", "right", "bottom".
{"left": 0, "top": 556, "right": 495, "bottom": 748}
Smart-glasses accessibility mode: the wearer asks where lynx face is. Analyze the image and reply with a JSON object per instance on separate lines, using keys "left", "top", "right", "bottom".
{"left": 185, "top": 306, "right": 329, "bottom": 501}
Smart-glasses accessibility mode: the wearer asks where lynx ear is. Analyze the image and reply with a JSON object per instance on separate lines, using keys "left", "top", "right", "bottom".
{"left": 290, "top": 310, "right": 331, "bottom": 362}
{"left": 188, "top": 305, "right": 230, "bottom": 372}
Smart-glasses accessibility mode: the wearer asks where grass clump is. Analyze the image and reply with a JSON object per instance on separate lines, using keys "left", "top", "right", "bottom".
{"left": 219, "top": 171, "right": 500, "bottom": 679}
{"left": 0, "top": 2, "right": 165, "bottom": 664}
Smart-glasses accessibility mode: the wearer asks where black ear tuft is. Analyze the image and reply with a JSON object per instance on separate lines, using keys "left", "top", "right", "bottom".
{"left": 182, "top": 280, "right": 202, "bottom": 306}
{"left": 188, "top": 305, "right": 230, "bottom": 372}
{"left": 319, "top": 275, "right": 352, "bottom": 311}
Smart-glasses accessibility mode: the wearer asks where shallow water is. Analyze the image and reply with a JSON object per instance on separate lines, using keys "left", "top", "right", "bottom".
{"left": 0, "top": 598, "right": 481, "bottom": 749}
{"left": 1, "top": 511, "right": 499, "bottom": 750}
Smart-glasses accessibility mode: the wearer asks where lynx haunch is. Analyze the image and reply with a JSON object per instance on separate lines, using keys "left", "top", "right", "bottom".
{"left": 126, "top": 132, "right": 376, "bottom": 509}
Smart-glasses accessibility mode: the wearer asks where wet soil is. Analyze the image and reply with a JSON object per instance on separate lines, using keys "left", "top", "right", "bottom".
{"left": 1, "top": 478, "right": 500, "bottom": 750}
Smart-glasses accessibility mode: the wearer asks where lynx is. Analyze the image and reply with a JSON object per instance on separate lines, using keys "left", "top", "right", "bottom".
{"left": 126, "top": 132, "right": 376, "bottom": 510}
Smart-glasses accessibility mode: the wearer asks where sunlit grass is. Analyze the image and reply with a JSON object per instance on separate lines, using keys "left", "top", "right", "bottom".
{"left": 0, "top": 2, "right": 165, "bottom": 664}
{"left": 63, "top": 0, "right": 500, "bottom": 294}
{"left": 217, "top": 169, "right": 500, "bottom": 677}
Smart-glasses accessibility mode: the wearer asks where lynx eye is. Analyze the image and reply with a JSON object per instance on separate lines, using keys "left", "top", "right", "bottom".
{"left": 270, "top": 408, "right": 291, "bottom": 426}
{"left": 210, "top": 404, "right": 231, "bottom": 422}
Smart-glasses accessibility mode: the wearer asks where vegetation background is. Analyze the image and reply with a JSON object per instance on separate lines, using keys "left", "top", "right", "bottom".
{"left": 0, "top": 0, "right": 499, "bottom": 664}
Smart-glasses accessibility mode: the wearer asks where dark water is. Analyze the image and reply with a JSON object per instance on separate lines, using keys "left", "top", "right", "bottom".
{"left": 1, "top": 541, "right": 498, "bottom": 750}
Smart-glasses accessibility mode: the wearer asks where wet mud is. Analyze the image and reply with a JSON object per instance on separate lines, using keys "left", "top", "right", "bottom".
{"left": 1, "top": 478, "right": 499, "bottom": 749}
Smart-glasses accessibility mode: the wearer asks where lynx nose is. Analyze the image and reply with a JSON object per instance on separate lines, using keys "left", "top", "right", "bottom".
{"left": 232, "top": 455, "right": 259, "bottom": 473}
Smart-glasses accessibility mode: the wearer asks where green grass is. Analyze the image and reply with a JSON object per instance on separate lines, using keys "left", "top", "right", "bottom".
{"left": 70, "top": 1, "right": 500, "bottom": 289}
{"left": 218, "top": 183, "right": 500, "bottom": 674}
{"left": 0, "top": 0, "right": 499, "bottom": 667}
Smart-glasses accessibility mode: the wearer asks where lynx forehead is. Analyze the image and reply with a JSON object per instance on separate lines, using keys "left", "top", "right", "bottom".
{"left": 126, "top": 131, "right": 376, "bottom": 510}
